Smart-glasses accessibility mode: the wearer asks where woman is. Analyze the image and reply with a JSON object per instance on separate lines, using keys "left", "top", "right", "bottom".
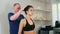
{"left": 18, "top": 5, "right": 35, "bottom": 34}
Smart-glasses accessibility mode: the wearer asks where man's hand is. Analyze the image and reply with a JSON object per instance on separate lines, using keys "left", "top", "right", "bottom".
{"left": 18, "top": 8, "right": 24, "bottom": 13}
{"left": 10, "top": 8, "right": 24, "bottom": 21}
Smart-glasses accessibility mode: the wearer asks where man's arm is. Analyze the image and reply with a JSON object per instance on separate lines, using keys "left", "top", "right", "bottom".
{"left": 10, "top": 9, "right": 23, "bottom": 21}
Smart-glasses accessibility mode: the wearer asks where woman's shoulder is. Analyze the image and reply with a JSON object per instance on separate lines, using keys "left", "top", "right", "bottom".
{"left": 20, "top": 18, "right": 26, "bottom": 23}
{"left": 20, "top": 18, "right": 26, "bottom": 26}
{"left": 21, "top": 18, "right": 26, "bottom": 21}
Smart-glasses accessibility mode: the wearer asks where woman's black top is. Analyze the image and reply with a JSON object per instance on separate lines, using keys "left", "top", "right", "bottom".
{"left": 23, "top": 19, "right": 35, "bottom": 31}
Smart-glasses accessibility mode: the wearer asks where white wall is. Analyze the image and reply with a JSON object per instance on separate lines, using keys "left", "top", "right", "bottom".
{"left": 51, "top": 0, "right": 60, "bottom": 27}
{"left": 58, "top": 0, "right": 60, "bottom": 21}
{"left": 0, "top": 21, "right": 2, "bottom": 34}
{"left": 52, "top": 4, "right": 57, "bottom": 27}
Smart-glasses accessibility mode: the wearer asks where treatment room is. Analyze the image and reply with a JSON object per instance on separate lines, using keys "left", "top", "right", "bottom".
{"left": 0, "top": 0, "right": 60, "bottom": 34}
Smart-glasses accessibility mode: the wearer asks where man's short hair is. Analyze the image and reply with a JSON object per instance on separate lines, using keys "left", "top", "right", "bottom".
{"left": 13, "top": 3, "right": 20, "bottom": 7}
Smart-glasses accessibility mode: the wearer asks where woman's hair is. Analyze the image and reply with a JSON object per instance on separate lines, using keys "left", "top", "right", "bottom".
{"left": 23, "top": 5, "right": 33, "bottom": 14}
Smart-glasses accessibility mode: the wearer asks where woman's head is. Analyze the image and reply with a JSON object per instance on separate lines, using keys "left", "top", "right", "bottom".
{"left": 24, "top": 5, "right": 34, "bottom": 16}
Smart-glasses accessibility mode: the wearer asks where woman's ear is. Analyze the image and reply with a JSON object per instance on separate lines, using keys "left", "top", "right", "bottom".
{"left": 26, "top": 11, "right": 28, "bottom": 14}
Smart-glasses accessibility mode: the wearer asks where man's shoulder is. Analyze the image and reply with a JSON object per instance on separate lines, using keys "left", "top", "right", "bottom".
{"left": 8, "top": 12, "right": 14, "bottom": 15}
{"left": 19, "top": 14, "right": 24, "bottom": 19}
{"left": 20, "top": 14, "right": 24, "bottom": 16}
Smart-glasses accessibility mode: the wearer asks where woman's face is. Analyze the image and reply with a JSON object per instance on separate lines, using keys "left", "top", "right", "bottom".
{"left": 27, "top": 7, "right": 34, "bottom": 16}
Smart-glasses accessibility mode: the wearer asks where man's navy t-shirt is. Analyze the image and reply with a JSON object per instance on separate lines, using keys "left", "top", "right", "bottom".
{"left": 8, "top": 12, "right": 24, "bottom": 34}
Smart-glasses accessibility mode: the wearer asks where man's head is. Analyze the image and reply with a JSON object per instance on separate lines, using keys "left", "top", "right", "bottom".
{"left": 13, "top": 3, "right": 21, "bottom": 13}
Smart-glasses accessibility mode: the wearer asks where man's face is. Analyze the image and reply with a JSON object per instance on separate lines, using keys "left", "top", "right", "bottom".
{"left": 14, "top": 4, "right": 21, "bottom": 13}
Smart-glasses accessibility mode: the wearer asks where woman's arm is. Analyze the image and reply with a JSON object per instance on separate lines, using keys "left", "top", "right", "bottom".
{"left": 34, "top": 31, "right": 36, "bottom": 34}
{"left": 18, "top": 19, "right": 26, "bottom": 34}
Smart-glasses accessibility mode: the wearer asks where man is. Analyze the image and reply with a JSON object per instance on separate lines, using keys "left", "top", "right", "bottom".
{"left": 8, "top": 3, "right": 24, "bottom": 34}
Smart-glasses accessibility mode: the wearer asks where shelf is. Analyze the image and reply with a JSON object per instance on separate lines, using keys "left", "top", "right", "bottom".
{"left": 33, "top": 16, "right": 52, "bottom": 21}
{"left": 34, "top": 8, "right": 51, "bottom": 13}
{"left": 33, "top": 18, "right": 51, "bottom": 21}
{"left": 33, "top": 19, "right": 51, "bottom": 21}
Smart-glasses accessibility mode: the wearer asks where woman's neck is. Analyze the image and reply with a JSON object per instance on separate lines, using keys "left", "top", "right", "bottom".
{"left": 26, "top": 15, "right": 31, "bottom": 19}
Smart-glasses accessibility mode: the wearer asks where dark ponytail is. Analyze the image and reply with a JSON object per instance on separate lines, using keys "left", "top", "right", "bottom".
{"left": 23, "top": 5, "right": 33, "bottom": 14}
